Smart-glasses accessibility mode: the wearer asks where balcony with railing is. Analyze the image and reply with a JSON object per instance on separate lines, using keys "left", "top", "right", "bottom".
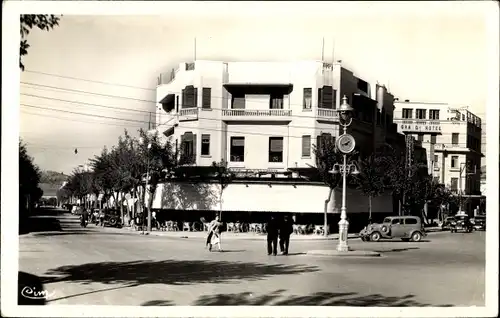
{"left": 316, "top": 108, "right": 339, "bottom": 122}
{"left": 178, "top": 107, "right": 199, "bottom": 121}
{"left": 222, "top": 109, "right": 292, "bottom": 122}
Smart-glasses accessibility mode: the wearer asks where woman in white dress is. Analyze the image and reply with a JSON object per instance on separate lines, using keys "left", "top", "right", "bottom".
{"left": 207, "top": 215, "right": 223, "bottom": 252}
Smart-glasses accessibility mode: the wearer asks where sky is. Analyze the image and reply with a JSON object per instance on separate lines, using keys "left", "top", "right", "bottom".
{"left": 12, "top": 1, "right": 495, "bottom": 174}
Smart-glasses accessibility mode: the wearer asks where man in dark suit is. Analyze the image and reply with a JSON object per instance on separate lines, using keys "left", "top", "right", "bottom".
{"left": 266, "top": 215, "right": 279, "bottom": 256}
{"left": 279, "top": 215, "right": 293, "bottom": 255}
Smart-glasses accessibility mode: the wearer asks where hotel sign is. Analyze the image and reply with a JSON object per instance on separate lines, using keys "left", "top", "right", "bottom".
{"left": 396, "top": 120, "right": 442, "bottom": 134}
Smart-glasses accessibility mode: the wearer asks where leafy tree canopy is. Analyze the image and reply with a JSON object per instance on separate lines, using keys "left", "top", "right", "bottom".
{"left": 20, "top": 14, "right": 61, "bottom": 71}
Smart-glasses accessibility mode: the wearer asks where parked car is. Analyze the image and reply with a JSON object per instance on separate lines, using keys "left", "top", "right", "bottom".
{"left": 102, "top": 209, "right": 122, "bottom": 228}
{"left": 359, "top": 216, "right": 426, "bottom": 242}
{"left": 441, "top": 216, "right": 456, "bottom": 231}
{"left": 450, "top": 213, "right": 473, "bottom": 233}
{"left": 471, "top": 215, "right": 486, "bottom": 231}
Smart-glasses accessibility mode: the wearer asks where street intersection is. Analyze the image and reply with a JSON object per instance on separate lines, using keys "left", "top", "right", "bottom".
{"left": 18, "top": 211, "right": 485, "bottom": 306}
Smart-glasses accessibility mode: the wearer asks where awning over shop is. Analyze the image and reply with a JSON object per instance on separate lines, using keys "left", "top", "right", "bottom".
{"left": 159, "top": 94, "right": 175, "bottom": 112}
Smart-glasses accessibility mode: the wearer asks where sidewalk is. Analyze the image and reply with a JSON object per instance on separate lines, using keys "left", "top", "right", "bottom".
{"left": 116, "top": 226, "right": 359, "bottom": 241}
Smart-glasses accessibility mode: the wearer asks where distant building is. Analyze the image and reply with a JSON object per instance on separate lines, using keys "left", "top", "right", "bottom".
{"left": 393, "top": 100, "right": 484, "bottom": 213}
{"left": 151, "top": 59, "right": 411, "bottom": 228}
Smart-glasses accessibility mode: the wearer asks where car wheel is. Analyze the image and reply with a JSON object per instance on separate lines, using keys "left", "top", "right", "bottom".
{"left": 108, "top": 218, "right": 117, "bottom": 226}
{"left": 411, "top": 231, "right": 422, "bottom": 242}
{"left": 361, "top": 237, "right": 366, "bottom": 241}
{"left": 370, "top": 232, "right": 381, "bottom": 242}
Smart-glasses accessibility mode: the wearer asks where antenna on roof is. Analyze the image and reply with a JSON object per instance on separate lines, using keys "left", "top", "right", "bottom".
{"left": 321, "top": 37, "right": 325, "bottom": 61}
{"left": 194, "top": 37, "right": 197, "bottom": 61}
{"left": 332, "top": 37, "right": 335, "bottom": 64}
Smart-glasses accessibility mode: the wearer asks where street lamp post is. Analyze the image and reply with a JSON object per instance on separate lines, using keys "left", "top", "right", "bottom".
{"left": 330, "top": 96, "right": 359, "bottom": 252}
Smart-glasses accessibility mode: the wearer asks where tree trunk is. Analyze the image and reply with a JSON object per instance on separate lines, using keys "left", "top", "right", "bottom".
{"left": 323, "top": 188, "right": 334, "bottom": 237}
{"left": 120, "top": 193, "right": 125, "bottom": 225}
{"left": 147, "top": 184, "right": 157, "bottom": 232}
{"left": 219, "top": 185, "right": 224, "bottom": 221}
{"left": 111, "top": 192, "right": 117, "bottom": 210}
{"left": 132, "top": 187, "right": 137, "bottom": 219}
{"left": 368, "top": 195, "right": 372, "bottom": 221}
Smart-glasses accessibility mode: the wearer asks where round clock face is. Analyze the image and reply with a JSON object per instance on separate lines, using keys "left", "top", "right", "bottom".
{"left": 336, "top": 134, "right": 356, "bottom": 154}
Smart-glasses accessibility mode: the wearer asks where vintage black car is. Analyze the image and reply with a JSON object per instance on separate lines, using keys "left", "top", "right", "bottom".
{"left": 471, "top": 215, "right": 486, "bottom": 231}
{"left": 359, "top": 216, "right": 426, "bottom": 242}
{"left": 441, "top": 216, "right": 456, "bottom": 231}
{"left": 449, "top": 213, "right": 473, "bottom": 233}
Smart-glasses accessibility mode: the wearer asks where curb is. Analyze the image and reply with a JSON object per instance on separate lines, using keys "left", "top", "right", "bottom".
{"left": 307, "top": 249, "right": 381, "bottom": 257}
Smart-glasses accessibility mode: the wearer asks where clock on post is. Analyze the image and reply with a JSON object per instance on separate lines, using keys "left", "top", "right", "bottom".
{"left": 336, "top": 134, "right": 356, "bottom": 154}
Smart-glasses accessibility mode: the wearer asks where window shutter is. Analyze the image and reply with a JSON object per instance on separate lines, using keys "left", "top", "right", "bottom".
{"left": 269, "top": 138, "right": 283, "bottom": 152}
{"left": 318, "top": 88, "right": 323, "bottom": 107}
{"left": 202, "top": 88, "right": 211, "bottom": 109}
{"left": 302, "top": 136, "right": 311, "bottom": 157}
{"left": 194, "top": 88, "right": 198, "bottom": 108}
{"left": 193, "top": 134, "right": 197, "bottom": 159}
{"left": 322, "top": 86, "right": 333, "bottom": 109}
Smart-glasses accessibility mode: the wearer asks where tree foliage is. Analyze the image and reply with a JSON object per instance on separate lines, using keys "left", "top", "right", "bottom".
{"left": 312, "top": 136, "right": 343, "bottom": 189}
{"left": 20, "top": 14, "right": 61, "bottom": 71}
{"left": 353, "top": 151, "right": 386, "bottom": 219}
{"left": 19, "top": 140, "right": 43, "bottom": 213}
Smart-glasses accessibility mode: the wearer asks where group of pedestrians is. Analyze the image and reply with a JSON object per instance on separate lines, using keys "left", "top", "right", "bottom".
{"left": 266, "top": 215, "right": 293, "bottom": 256}
{"left": 204, "top": 214, "right": 294, "bottom": 256}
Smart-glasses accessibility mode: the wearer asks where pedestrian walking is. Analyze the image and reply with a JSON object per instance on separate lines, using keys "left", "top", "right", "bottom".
{"left": 99, "top": 209, "right": 105, "bottom": 227}
{"left": 279, "top": 215, "right": 293, "bottom": 255}
{"left": 267, "top": 215, "right": 279, "bottom": 256}
{"left": 206, "top": 215, "right": 223, "bottom": 252}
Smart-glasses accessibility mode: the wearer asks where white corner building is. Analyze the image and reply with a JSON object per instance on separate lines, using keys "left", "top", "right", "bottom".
{"left": 151, "top": 59, "right": 407, "bottom": 227}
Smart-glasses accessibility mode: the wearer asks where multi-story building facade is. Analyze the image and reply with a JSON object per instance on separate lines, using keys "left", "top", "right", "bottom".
{"left": 151, "top": 60, "right": 407, "bottom": 229}
{"left": 393, "top": 100, "right": 483, "bottom": 214}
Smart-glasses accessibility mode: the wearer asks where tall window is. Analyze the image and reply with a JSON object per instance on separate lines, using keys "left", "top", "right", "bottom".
{"left": 451, "top": 155, "right": 459, "bottom": 168}
{"left": 202, "top": 88, "right": 211, "bottom": 109}
{"left": 303, "top": 88, "right": 312, "bottom": 109}
{"left": 175, "top": 96, "right": 179, "bottom": 112}
{"left": 230, "top": 137, "right": 245, "bottom": 162}
{"left": 201, "top": 134, "right": 210, "bottom": 156}
{"left": 430, "top": 135, "right": 437, "bottom": 144}
{"left": 416, "top": 109, "right": 426, "bottom": 119}
{"left": 270, "top": 94, "right": 284, "bottom": 109}
{"left": 318, "top": 86, "right": 335, "bottom": 109}
{"left": 269, "top": 137, "right": 284, "bottom": 162}
{"left": 429, "top": 109, "right": 440, "bottom": 120}
{"left": 182, "top": 86, "right": 198, "bottom": 108}
{"left": 433, "top": 155, "right": 438, "bottom": 163}
{"left": 180, "top": 132, "right": 196, "bottom": 164}
{"left": 417, "top": 135, "right": 423, "bottom": 142}
{"left": 450, "top": 177, "right": 458, "bottom": 191}
{"left": 302, "top": 135, "right": 311, "bottom": 157}
{"left": 452, "top": 133, "right": 459, "bottom": 145}
{"left": 402, "top": 108, "right": 413, "bottom": 119}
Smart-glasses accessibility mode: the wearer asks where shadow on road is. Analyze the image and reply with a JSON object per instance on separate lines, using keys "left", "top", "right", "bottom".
{"left": 142, "top": 290, "right": 454, "bottom": 306}
{"left": 43, "top": 260, "right": 320, "bottom": 286}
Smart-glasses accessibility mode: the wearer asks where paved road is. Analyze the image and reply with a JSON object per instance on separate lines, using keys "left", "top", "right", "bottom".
{"left": 18, "top": 210, "right": 485, "bottom": 306}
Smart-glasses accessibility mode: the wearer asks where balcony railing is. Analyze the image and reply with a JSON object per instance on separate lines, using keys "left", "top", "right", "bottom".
{"left": 316, "top": 108, "right": 339, "bottom": 121}
{"left": 222, "top": 109, "right": 292, "bottom": 117}
{"left": 178, "top": 108, "right": 198, "bottom": 121}
{"left": 157, "top": 67, "right": 180, "bottom": 85}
